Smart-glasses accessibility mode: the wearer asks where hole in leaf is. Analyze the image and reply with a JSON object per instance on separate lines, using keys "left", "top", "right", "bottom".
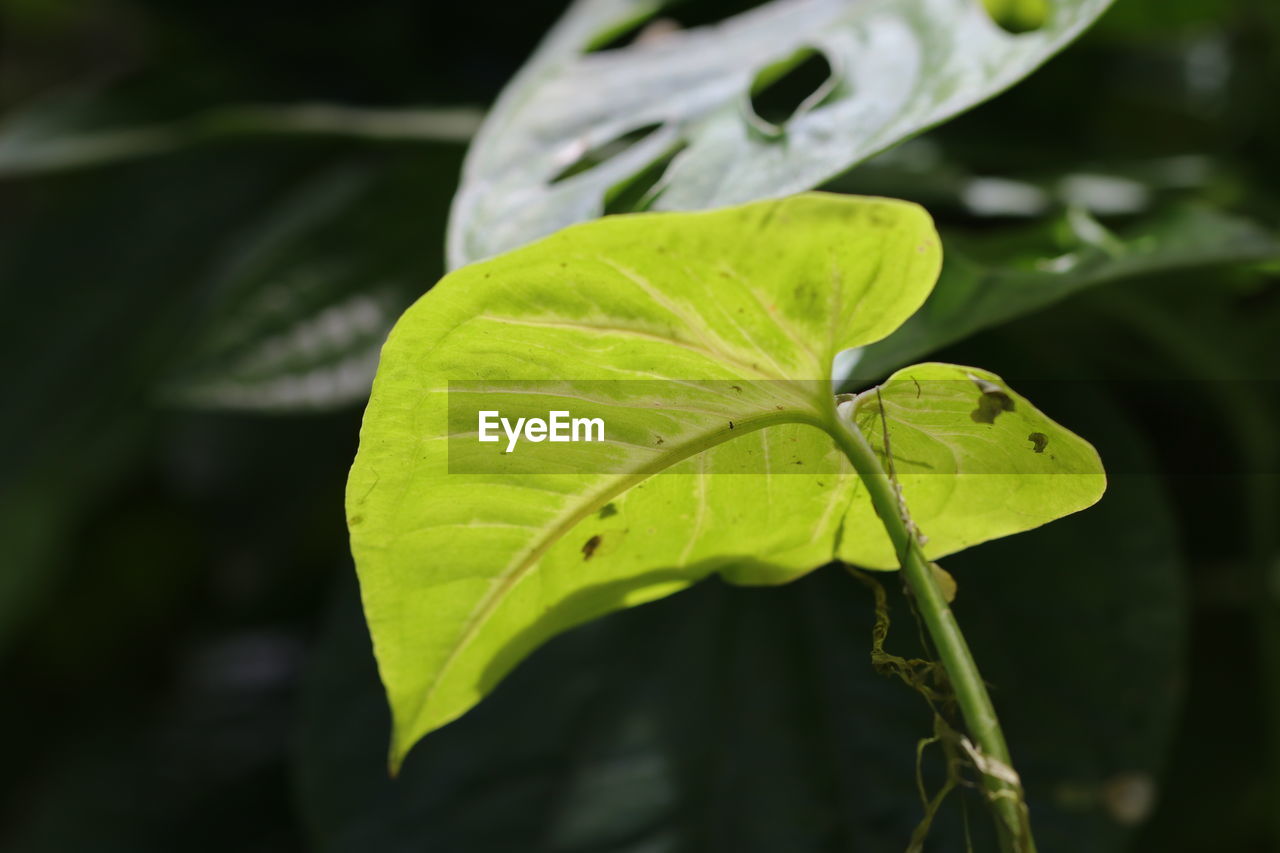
{"left": 549, "top": 124, "right": 663, "bottom": 184}
{"left": 587, "top": 1, "right": 783, "bottom": 54}
{"left": 748, "top": 48, "right": 836, "bottom": 130}
{"left": 663, "top": 0, "right": 773, "bottom": 30}
{"left": 981, "top": 0, "right": 1050, "bottom": 34}
{"left": 585, "top": 12, "right": 675, "bottom": 52}
{"left": 602, "top": 140, "right": 689, "bottom": 215}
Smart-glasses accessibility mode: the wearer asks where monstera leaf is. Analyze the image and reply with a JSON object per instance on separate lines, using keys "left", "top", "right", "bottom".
{"left": 447, "top": 0, "right": 1115, "bottom": 266}
{"left": 348, "top": 193, "right": 1105, "bottom": 767}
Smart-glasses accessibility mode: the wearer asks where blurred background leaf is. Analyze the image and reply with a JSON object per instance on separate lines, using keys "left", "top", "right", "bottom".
{"left": 848, "top": 203, "right": 1280, "bottom": 381}
{"left": 445, "top": 0, "right": 1116, "bottom": 266}
{"left": 0, "top": 138, "right": 460, "bottom": 654}
{"left": 0, "top": 98, "right": 480, "bottom": 176}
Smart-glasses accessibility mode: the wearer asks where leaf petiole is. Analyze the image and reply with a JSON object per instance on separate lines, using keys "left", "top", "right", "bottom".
{"left": 828, "top": 398, "right": 1036, "bottom": 853}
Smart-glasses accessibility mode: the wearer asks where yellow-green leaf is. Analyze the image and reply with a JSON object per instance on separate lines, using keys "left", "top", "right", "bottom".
{"left": 347, "top": 193, "right": 1103, "bottom": 769}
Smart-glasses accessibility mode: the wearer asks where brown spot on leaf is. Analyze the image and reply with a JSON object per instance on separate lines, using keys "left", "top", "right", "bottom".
{"left": 969, "top": 376, "right": 1015, "bottom": 424}
{"left": 1028, "top": 432, "right": 1049, "bottom": 453}
{"left": 598, "top": 502, "right": 618, "bottom": 519}
{"left": 582, "top": 535, "right": 602, "bottom": 560}
{"left": 971, "top": 394, "right": 1014, "bottom": 424}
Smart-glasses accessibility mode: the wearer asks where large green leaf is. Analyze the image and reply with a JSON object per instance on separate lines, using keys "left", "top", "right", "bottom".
{"left": 447, "top": 0, "right": 1114, "bottom": 266}
{"left": 313, "top": 306, "right": 1183, "bottom": 853}
{"left": 348, "top": 193, "right": 1105, "bottom": 766}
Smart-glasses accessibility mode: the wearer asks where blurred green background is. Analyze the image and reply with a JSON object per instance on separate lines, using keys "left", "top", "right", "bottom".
{"left": 1, "top": 0, "right": 1277, "bottom": 850}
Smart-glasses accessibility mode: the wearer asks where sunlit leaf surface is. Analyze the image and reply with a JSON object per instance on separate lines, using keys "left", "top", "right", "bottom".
{"left": 349, "top": 194, "right": 1104, "bottom": 766}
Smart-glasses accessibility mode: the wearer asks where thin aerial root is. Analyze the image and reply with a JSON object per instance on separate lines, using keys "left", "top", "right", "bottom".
{"left": 847, "top": 565, "right": 980, "bottom": 849}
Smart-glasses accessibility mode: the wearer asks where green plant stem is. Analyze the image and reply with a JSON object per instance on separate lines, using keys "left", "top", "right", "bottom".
{"left": 829, "top": 405, "right": 1035, "bottom": 853}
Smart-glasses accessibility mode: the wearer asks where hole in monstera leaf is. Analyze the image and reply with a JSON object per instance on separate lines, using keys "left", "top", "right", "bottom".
{"left": 602, "top": 140, "right": 689, "bottom": 215}
{"left": 586, "top": 13, "right": 681, "bottom": 52}
{"left": 982, "top": 0, "right": 1050, "bottom": 33}
{"left": 664, "top": 0, "right": 774, "bottom": 30}
{"left": 587, "top": 0, "right": 780, "bottom": 53}
{"left": 748, "top": 48, "right": 837, "bottom": 133}
{"left": 549, "top": 124, "right": 663, "bottom": 184}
